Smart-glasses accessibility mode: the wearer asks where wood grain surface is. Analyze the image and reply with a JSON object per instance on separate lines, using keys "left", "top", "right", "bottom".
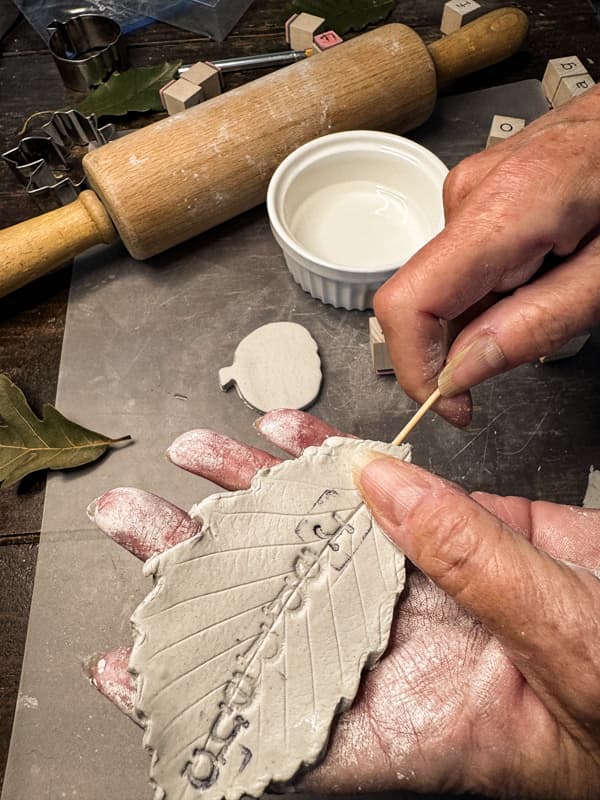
{"left": 1, "top": 0, "right": 599, "bottom": 792}
{"left": 84, "top": 23, "right": 437, "bottom": 259}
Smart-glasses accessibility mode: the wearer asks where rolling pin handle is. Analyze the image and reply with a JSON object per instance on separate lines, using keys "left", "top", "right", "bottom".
{"left": 0, "top": 189, "right": 118, "bottom": 299}
{"left": 428, "top": 7, "right": 529, "bottom": 90}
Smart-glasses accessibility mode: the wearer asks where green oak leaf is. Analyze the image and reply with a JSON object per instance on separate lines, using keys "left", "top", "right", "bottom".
{"left": 76, "top": 60, "right": 182, "bottom": 118}
{"left": 0, "top": 374, "right": 131, "bottom": 488}
{"left": 290, "top": 0, "right": 395, "bottom": 34}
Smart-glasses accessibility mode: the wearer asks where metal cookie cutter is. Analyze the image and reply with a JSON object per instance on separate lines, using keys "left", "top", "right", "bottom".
{"left": 2, "top": 109, "right": 115, "bottom": 211}
{"left": 48, "top": 14, "right": 127, "bottom": 92}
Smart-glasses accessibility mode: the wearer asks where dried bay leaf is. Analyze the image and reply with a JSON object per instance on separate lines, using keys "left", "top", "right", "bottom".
{"left": 130, "top": 436, "right": 411, "bottom": 800}
{"left": 0, "top": 374, "right": 131, "bottom": 487}
{"left": 76, "top": 61, "right": 182, "bottom": 118}
{"left": 290, "top": 0, "right": 395, "bottom": 34}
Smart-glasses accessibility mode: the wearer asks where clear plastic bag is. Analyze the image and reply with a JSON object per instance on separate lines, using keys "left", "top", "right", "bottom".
{"left": 12, "top": 0, "right": 255, "bottom": 41}
{"left": 131, "top": 0, "right": 255, "bottom": 39}
{"left": 11, "top": 0, "right": 154, "bottom": 40}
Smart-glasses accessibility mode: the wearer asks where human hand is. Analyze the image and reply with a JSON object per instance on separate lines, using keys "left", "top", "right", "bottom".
{"left": 375, "top": 85, "right": 600, "bottom": 427}
{"left": 89, "top": 410, "right": 600, "bottom": 799}
{"left": 345, "top": 450, "right": 600, "bottom": 799}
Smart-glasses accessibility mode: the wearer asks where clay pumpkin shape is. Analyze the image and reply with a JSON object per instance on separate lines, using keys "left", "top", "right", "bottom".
{"left": 219, "top": 322, "right": 322, "bottom": 413}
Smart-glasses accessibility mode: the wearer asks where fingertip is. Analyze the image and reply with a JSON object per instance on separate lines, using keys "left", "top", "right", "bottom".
{"left": 256, "top": 409, "right": 350, "bottom": 456}
{"left": 86, "top": 646, "right": 137, "bottom": 722}
{"left": 92, "top": 486, "right": 199, "bottom": 560}
{"left": 91, "top": 487, "right": 137, "bottom": 532}
{"left": 169, "top": 428, "right": 280, "bottom": 489}
{"left": 435, "top": 392, "right": 473, "bottom": 428}
{"left": 87, "top": 646, "right": 130, "bottom": 685}
{"left": 86, "top": 496, "right": 100, "bottom": 523}
{"left": 167, "top": 429, "right": 216, "bottom": 471}
{"left": 255, "top": 409, "right": 306, "bottom": 457}
{"left": 350, "top": 448, "right": 385, "bottom": 490}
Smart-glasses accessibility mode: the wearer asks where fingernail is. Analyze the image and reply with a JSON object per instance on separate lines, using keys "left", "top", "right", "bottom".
{"left": 438, "top": 334, "right": 506, "bottom": 396}
{"left": 86, "top": 497, "right": 99, "bottom": 523}
{"left": 86, "top": 646, "right": 138, "bottom": 722}
{"left": 351, "top": 447, "right": 385, "bottom": 477}
{"left": 255, "top": 409, "right": 306, "bottom": 457}
{"left": 91, "top": 487, "right": 199, "bottom": 561}
{"left": 352, "top": 452, "right": 430, "bottom": 549}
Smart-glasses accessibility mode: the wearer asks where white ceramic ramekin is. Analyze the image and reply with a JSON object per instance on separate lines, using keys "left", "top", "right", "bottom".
{"left": 267, "top": 130, "right": 448, "bottom": 310}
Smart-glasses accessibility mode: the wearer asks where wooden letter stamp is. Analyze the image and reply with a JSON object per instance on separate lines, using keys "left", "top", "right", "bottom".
{"left": 542, "top": 56, "right": 588, "bottom": 104}
{"left": 440, "top": 0, "right": 482, "bottom": 35}
{"left": 313, "top": 31, "right": 343, "bottom": 52}
{"left": 486, "top": 114, "right": 526, "bottom": 148}
{"left": 161, "top": 78, "right": 204, "bottom": 116}
{"left": 369, "top": 317, "right": 394, "bottom": 375}
{"left": 159, "top": 79, "right": 176, "bottom": 111}
{"left": 552, "top": 73, "right": 595, "bottom": 107}
{"left": 285, "top": 12, "right": 326, "bottom": 50}
{"left": 181, "top": 60, "right": 223, "bottom": 99}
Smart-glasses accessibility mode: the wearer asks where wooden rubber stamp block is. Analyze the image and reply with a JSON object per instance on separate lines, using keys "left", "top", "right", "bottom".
{"left": 553, "top": 73, "right": 595, "bottom": 108}
{"left": 539, "top": 333, "right": 590, "bottom": 363}
{"left": 542, "top": 56, "right": 587, "bottom": 103}
{"left": 131, "top": 436, "right": 411, "bottom": 800}
{"left": 219, "top": 321, "right": 322, "bottom": 412}
{"left": 440, "top": 0, "right": 482, "bottom": 35}
{"left": 181, "top": 60, "right": 223, "bottom": 99}
{"left": 285, "top": 12, "right": 326, "bottom": 50}
{"left": 159, "top": 79, "right": 176, "bottom": 111}
{"left": 313, "top": 30, "right": 343, "bottom": 52}
{"left": 284, "top": 13, "right": 297, "bottom": 43}
{"left": 369, "top": 317, "right": 394, "bottom": 374}
{"left": 486, "top": 114, "right": 526, "bottom": 147}
{"left": 162, "top": 78, "right": 204, "bottom": 116}
{"left": 583, "top": 466, "right": 600, "bottom": 508}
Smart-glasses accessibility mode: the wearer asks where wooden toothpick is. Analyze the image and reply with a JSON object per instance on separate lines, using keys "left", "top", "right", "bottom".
{"left": 391, "top": 387, "right": 442, "bottom": 446}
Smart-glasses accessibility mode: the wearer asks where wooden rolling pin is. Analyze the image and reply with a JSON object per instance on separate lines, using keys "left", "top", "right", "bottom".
{"left": 0, "top": 8, "right": 528, "bottom": 298}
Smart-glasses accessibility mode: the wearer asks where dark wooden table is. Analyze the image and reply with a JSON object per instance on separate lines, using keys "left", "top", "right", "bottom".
{"left": 1, "top": 0, "right": 599, "bottom": 792}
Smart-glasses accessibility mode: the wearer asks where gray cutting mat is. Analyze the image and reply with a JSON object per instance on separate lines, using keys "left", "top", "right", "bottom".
{"left": 3, "top": 81, "right": 551, "bottom": 799}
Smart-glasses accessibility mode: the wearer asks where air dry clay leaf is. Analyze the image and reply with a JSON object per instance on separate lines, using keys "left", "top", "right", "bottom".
{"left": 130, "top": 436, "right": 411, "bottom": 800}
{"left": 291, "top": 0, "right": 395, "bottom": 34}
{"left": 0, "top": 374, "right": 130, "bottom": 488}
{"left": 76, "top": 61, "right": 182, "bottom": 118}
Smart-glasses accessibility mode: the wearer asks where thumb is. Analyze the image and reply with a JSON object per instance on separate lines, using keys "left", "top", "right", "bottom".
{"left": 353, "top": 453, "right": 600, "bottom": 727}
{"left": 353, "top": 453, "right": 544, "bottom": 630}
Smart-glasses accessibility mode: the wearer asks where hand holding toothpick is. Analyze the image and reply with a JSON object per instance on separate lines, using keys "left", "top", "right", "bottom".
{"left": 88, "top": 408, "right": 600, "bottom": 799}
